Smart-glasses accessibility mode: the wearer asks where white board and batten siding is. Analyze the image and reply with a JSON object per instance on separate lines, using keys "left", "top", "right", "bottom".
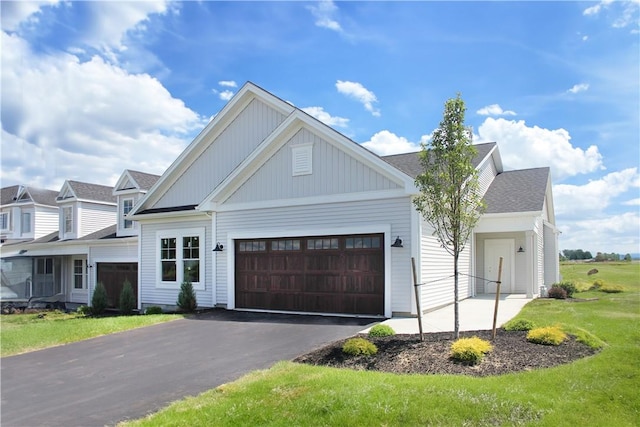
{"left": 419, "top": 220, "right": 472, "bottom": 312}
{"left": 152, "top": 99, "right": 287, "bottom": 210}
{"left": 225, "top": 128, "right": 401, "bottom": 205}
{"left": 215, "top": 197, "right": 414, "bottom": 316}
{"left": 78, "top": 202, "right": 117, "bottom": 238}
{"left": 139, "top": 218, "right": 213, "bottom": 308}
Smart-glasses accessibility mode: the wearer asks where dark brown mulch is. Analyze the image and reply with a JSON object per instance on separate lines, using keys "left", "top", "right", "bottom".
{"left": 294, "top": 329, "right": 599, "bottom": 377}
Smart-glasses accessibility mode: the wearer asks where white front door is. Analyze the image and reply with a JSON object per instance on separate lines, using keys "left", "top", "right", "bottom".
{"left": 484, "top": 239, "right": 514, "bottom": 293}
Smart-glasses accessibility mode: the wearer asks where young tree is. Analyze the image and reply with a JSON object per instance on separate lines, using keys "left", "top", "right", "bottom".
{"left": 413, "top": 94, "right": 485, "bottom": 339}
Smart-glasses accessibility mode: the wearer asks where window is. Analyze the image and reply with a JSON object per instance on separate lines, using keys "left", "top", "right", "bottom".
{"left": 21, "top": 212, "right": 31, "bottom": 234}
{"left": 123, "top": 198, "right": 134, "bottom": 229}
{"left": 271, "top": 239, "right": 300, "bottom": 251}
{"left": 0, "top": 212, "right": 8, "bottom": 230}
{"left": 238, "top": 241, "right": 266, "bottom": 252}
{"left": 346, "top": 236, "right": 381, "bottom": 249}
{"left": 63, "top": 207, "right": 73, "bottom": 233}
{"left": 161, "top": 237, "right": 177, "bottom": 281}
{"left": 157, "top": 228, "right": 204, "bottom": 289}
{"left": 307, "top": 238, "right": 339, "bottom": 250}
{"left": 37, "top": 258, "right": 53, "bottom": 275}
{"left": 73, "top": 259, "right": 85, "bottom": 289}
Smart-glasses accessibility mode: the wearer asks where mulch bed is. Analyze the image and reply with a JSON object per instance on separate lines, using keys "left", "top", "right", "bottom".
{"left": 294, "top": 329, "right": 599, "bottom": 377}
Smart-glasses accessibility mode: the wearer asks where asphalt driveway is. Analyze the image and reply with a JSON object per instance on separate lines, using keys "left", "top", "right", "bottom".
{"left": 1, "top": 310, "right": 374, "bottom": 427}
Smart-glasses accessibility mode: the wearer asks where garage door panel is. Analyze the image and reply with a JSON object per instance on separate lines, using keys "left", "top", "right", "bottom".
{"left": 235, "top": 234, "right": 384, "bottom": 315}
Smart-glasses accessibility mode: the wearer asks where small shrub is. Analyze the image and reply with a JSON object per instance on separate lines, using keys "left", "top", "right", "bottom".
{"left": 548, "top": 285, "right": 567, "bottom": 299}
{"left": 589, "top": 279, "right": 604, "bottom": 291}
{"left": 555, "top": 281, "right": 577, "bottom": 297}
{"left": 503, "top": 318, "right": 536, "bottom": 331}
{"left": 91, "top": 282, "right": 108, "bottom": 315}
{"left": 76, "top": 305, "right": 91, "bottom": 316}
{"left": 145, "top": 306, "right": 163, "bottom": 315}
{"left": 368, "top": 324, "right": 396, "bottom": 337}
{"left": 600, "top": 284, "right": 623, "bottom": 293}
{"left": 450, "top": 336, "right": 493, "bottom": 365}
{"left": 118, "top": 280, "right": 136, "bottom": 315}
{"left": 527, "top": 326, "right": 567, "bottom": 346}
{"left": 342, "top": 337, "right": 378, "bottom": 356}
{"left": 177, "top": 281, "right": 197, "bottom": 312}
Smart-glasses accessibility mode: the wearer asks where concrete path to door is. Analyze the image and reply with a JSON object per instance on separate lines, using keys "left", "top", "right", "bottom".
{"left": 1, "top": 310, "right": 375, "bottom": 427}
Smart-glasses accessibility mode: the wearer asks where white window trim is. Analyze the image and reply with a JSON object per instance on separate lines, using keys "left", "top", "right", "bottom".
{"left": 0, "top": 212, "right": 9, "bottom": 231}
{"left": 155, "top": 227, "right": 205, "bottom": 291}
{"left": 63, "top": 206, "right": 73, "bottom": 234}
{"left": 21, "top": 211, "right": 32, "bottom": 234}
{"left": 72, "top": 257, "right": 87, "bottom": 291}
{"left": 122, "top": 198, "right": 134, "bottom": 229}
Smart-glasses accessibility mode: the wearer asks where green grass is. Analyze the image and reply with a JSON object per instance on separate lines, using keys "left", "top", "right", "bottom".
{"left": 1, "top": 311, "right": 182, "bottom": 357}
{"left": 121, "top": 262, "right": 640, "bottom": 427}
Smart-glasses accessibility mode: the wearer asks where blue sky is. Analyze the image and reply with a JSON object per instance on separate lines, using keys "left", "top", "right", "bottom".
{"left": 1, "top": 1, "right": 639, "bottom": 255}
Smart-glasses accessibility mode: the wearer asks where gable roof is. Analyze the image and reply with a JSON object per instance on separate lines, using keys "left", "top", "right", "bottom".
{"left": 114, "top": 170, "right": 161, "bottom": 194}
{"left": 1, "top": 185, "right": 59, "bottom": 207}
{"left": 482, "top": 167, "right": 550, "bottom": 214}
{"left": 381, "top": 142, "right": 497, "bottom": 179}
{"left": 57, "top": 180, "right": 116, "bottom": 204}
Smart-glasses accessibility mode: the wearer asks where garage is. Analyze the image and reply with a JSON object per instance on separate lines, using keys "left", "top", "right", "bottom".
{"left": 96, "top": 263, "right": 138, "bottom": 308}
{"left": 235, "top": 234, "right": 384, "bottom": 315}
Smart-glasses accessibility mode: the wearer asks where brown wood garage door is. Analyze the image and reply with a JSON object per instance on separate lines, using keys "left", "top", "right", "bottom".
{"left": 235, "top": 234, "right": 384, "bottom": 315}
{"left": 96, "top": 263, "right": 138, "bottom": 308}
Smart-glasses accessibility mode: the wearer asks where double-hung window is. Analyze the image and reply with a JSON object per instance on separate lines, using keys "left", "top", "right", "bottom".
{"left": 0, "top": 212, "right": 9, "bottom": 231}
{"left": 157, "top": 228, "right": 204, "bottom": 290}
{"left": 21, "top": 212, "right": 32, "bottom": 234}
{"left": 123, "top": 198, "right": 134, "bottom": 229}
{"left": 63, "top": 207, "right": 73, "bottom": 234}
{"left": 73, "top": 259, "right": 86, "bottom": 289}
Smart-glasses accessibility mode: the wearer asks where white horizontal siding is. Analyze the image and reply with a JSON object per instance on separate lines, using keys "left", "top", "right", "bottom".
{"left": 139, "top": 218, "right": 212, "bottom": 308}
{"left": 34, "top": 206, "right": 59, "bottom": 239}
{"left": 226, "top": 128, "right": 401, "bottom": 204}
{"left": 215, "top": 197, "right": 413, "bottom": 314}
{"left": 154, "top": 99, "right": 286, "bottom": 209}
{"left": 419, "top": 220, "right": 472, "bottom": 312}
{"left": 78, "top": 202, "right": 117, "bottom": 238}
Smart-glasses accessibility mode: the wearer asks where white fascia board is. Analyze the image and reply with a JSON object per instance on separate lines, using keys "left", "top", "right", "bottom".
{"left": 74, "top": 198, "right": 117, "bottom": 206}
{"left": 133, "top": 211, "right": 209, "bottom": 225}
{"left": 131, "top": 83, "right": 295, "bottom": 216}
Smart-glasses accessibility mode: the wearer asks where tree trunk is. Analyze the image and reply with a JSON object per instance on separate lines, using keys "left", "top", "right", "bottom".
{"left": 454, "top": 251, "right": 459, "bottom": 339}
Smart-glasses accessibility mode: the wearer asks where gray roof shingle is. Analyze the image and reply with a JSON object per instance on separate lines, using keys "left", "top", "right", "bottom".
{"left": 1, "top": 185, "right": 59, "bottom": 207}
{"left": 381, "top": 142, "right": 496, "bottom": 178}
{"left": 127, "top": 170, "right": 161, "bottom": 191}
{"left": 64, "top": 181, "right": 116, "bottom": 204}
{"left": 1, "top": 185, "right": 20, "bottom": 206}
{"left": 483, "top": 167, "right": 550, "bottom": 214}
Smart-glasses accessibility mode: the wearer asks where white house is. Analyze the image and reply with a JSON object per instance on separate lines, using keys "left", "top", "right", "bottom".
{"left": 129, "top": 82, "right": 559, "bottom": 317}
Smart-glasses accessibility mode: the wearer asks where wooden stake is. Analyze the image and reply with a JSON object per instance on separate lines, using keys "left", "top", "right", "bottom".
{"left": 492, "top": 256, "right": 504, "bottom": 340}
{"left": 411, "top": 257, "right": 424, "bottom": 342}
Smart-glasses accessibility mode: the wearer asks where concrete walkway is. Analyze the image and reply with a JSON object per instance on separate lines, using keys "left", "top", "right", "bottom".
{"left": 368, "top": 294, "right": 532, "bottom": 334}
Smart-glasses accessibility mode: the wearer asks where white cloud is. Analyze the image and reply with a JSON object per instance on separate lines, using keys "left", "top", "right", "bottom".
{"left": 219, "top": 80, "right": 237, "bottom": 88}
{"left": 0, "top": 0, "right": 60, "bottom": 31}
{"left": 475, "top": 118, "right": 604, "bottom": 180}
{"left": 567, "top": 83, "right": 590, "bottom": 94}
{"left": 307, "top": 0, "right": 342, "bottom": 32}
{"left": 336, "top": 80, "right": 381, "bottom": 117}
{"left": 622, "top": 198, "right": 640, "bottom": 206}
{"left": 218, "top": 90, "right": 234, "bottom": 101}
{"left": 302, "top": 107, "right": 349, "bottom": 128}
{"left": 361, "top": 130, "right": 422, "bottom": 156}
{"left": 558, "top": 211, "right": 640, "bottom": 254}
{"left": 1, "top": 31, "right": 203, "bottom": 188}
{"left": 583, "top": 0, "right": 639, "bottom": 30}
{"left": 583, "top": 0, "right": 612, "bottom": 16}
{"left": 476, "top": 104, "right": 517, "bottom": 116}
{"left": 553, "top": 168, "right": 640, "bottom": 216}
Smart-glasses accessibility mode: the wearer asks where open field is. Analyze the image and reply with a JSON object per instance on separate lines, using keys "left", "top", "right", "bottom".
{"left": 121, "top": 262, "right": 640, "bottom": 426}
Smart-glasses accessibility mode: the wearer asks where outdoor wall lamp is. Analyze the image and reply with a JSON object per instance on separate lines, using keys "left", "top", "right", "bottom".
{"left": 212, "top": 242, "right": 224, "bottom": 252}
{"left": 391, "top": 236, "right": 403, "bottom": 248}
{"left": 517, "top": 246, "right": 525, "bottom": 253}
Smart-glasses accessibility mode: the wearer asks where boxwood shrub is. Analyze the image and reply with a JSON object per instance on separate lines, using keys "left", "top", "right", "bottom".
{"left": 368, "top": 324, "right": 396, "bottom": 337}
{"left": 342, "top": 337, "right": 378, "bottom": 356}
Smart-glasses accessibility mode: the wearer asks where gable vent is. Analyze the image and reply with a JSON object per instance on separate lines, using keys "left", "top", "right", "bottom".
{"left": 292, "top": 144, "right": 313, "bottom": 176}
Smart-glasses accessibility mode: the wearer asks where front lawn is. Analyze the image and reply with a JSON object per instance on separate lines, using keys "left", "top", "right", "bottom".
{"left": 121, "top": 262, "right": 640, "bottom": 426}
{"left": 1, "top": 311, "right": 182, "bottom": 357}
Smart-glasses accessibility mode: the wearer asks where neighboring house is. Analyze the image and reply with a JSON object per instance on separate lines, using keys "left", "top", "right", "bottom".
{"left": 129, "top": 82, "right": 559, "bottom": 317}
{"left": 0, "top": 185, "right": 59, "bottom": 245}
{"left": 1, "top": 172, "right": 160, "bottom": 306}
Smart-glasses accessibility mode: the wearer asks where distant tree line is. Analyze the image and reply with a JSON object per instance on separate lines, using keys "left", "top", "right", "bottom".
{"left": 559, "top": 249, "right": 633, "bottom": 262}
